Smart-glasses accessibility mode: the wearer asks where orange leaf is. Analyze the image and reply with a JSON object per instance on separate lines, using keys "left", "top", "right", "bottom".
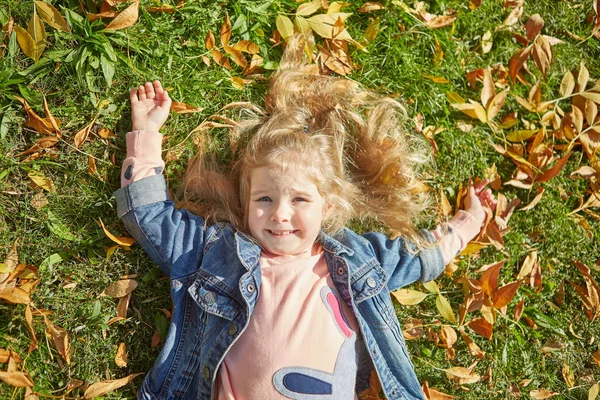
{"left": 25, "top": 305, "right": 38, "bottom": 353}
{"left": 232, "top": 40, "right": 260, "bottom": 54}
{"left": 220, "top": 13, "right": 231, "bottom": 46}
{"left": 105, "top": 1, "right": 139, "bottom": 30}
{"left": 479, "top": 259, "right": 505, "bottom": 296}
{"left": 204, "top": 29, "right": 215, "bottom": 50}
{"left": 466, "top": 317, "right": 493, "bottom": 339}
{"left": 209, "top": 48, "right": 231, "bottom": 70}
{"left": 99, "top": 218, "right": 135, "bottom": 247}
{"left": 117, "top": 292, "right": 132, "bottom": 318}
{"left": 493, "top": 281, "right": 522, "bottom": 309}
{"left": 170, "top": 102, "right": 204, "bottom": 114}
{"left": 15, "top": 96, "right": 60, "bottom": 135}
{"left": 0, "top": 287, "right": 31, "bottom": 304}
{"left": 83, "top": 373, "right": 144, "bottom": 399}
{"left": 224, "top": 45, "right": 247, "bottom": 69}
{"left": 115, "top": 342, "right": 127, "bottom": 367}
{"left": 535, "top": 153, "right": 571, "bottom": 183}
{"left": 74, "top": 119, "right": 96, "bottom": 148}
{"left": 525, "top": 14, "right": 544, "bottom": 40}
{"left": 509, "top": 47, "right": 531, "bottom": 82}
{"left": 0, "top": 371, "right": 34, "bottom": 387}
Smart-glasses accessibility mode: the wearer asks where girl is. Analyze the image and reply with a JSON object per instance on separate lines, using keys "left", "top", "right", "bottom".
{"left": 115, "top": 36, "right": 495, "bottom": 400}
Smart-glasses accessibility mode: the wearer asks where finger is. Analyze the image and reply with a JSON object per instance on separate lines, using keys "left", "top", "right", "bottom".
{"left": 145, "top": 81, "right": 155, "bottom": 99}
{"left": 129, "top": 87, "right": 138, "bottom": 103}
{"left": 138, "top": 85, "right": 146, "bottom": 101}
{"left": 474, "top": 179, "right": 489, "bottom": 193}
{"left": 153, "top": 80, "right": 164, "bottom": 97}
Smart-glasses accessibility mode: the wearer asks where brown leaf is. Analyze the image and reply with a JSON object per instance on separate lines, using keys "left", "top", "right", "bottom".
{"left": 101, "top": 279, "right": 138, "bottom": 298}
{"left": 170, "top": 102, "right": 204, "bottom": 114}
{"left": 74, "top": 119, "right": 96, "bottom": 148}
{"left": 467, "top": 317, "right": 493, "bottom": 340}
{"left": 493, "top": 281, "right": 522, "bottom": 309}
{"left": 0, "top": 371, "right": 34, "bottom": 387}
{"left": 530, "top": 389, "right": 559, "bottom": 399}
{"left": 504, "top": 4, "right": 523, "bottom": 26}
{"left": 480, "top": 259, "right": 505, "bottom": 296}
{"left": 115, "top": 342, "right": 127, "bottom": 367}
{"left": 151, "top": 330, "right": 161, "bottom": 347}
{"left": 403, "top": 318, "right": 425, "bottom": 340}
{"left": 358, "top": 2, "right": 385, "bottom": 12}
{"left": 444, "top": 367, "right": 481, "bottom": 384}
{"left": 487, "top": 90, "right": 507, "bottom": 121}
{"left": 585, "top": 99, "right": 598, "bottom": 126}
{"left": 525, "top": 14, "right": 544, "bottom": 40}
{"left": 209, "top": 48, "right": 231, "bottom": 70}
{"left": 509, "top": 47, "right": 531, "bottom": 82}
{"left": 513, "top": 299, "right": 525, "bottom": 321}
{"left": 535, "top": 153, "right": 571, "bottom": 183}
{"left": 530, "top": 260, "right": 542, "bottom": 293}
{"left": 44, "top": 318, "right": 70, "bottom": 364}
{"left": 469, "top": 0, "right": 482, "bottom": 10}
{"left": 459, "top": 328, "right": 485, "bottom": 359}
{"left": 439, "top": 325, "right": 457, "bottom": 348}
{"left": 520, "top": 186, "right": 544, "bottom": 211}
{"left": 105, "top": 1, "right": 139, "bottom": 30}
{"left": 358, "top": 369, "right": 383, "bottom": 400}
{"left": 65, "top": 378, "right": 84, "bottom": 395}
{"left": 578, "top": 61, "right": 590, "bottom": 91}
{"left": 220, "top": 13, "right": 231, "bottom": 46}
{"left": 424, "top": 15, "right": 457, "bottom": 29}
{"left": 117, "top": 292, "right": 132, "bottom": 318}
{"left": 15, "top": 96, "right": 61, "bottom": 135}
{"left": 88, "top": 155, "right": 97, "bottom": 175}
{"left": 204, "top": 29, "right": 215, "bottom": 50}
{"left": 0, "top": 287, "right": 31, "bottom": 304}
{"left": 532, "top": 36, "right": 552, "bottom": 77}
{"left": 83, "top": 373, "right": 144, "bottom": 399}
{"left": 25, "top": 305, "right": 38, "bottom": 353}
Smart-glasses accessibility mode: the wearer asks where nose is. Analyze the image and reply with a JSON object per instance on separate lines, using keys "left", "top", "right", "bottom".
{"left": 271, "top": 201, "right": 291, "bottom": 223}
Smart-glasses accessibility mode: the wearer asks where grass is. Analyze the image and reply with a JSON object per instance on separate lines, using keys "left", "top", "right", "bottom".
{"left": 1, "top": 0, "right": 600, "bottom": 399}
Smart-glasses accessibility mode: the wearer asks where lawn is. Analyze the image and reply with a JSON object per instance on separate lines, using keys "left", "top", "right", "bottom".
{"left": 1, "top": 0, "right": 599, "bottom": 399}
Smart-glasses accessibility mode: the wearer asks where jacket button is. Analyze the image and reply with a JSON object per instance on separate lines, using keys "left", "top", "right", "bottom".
{"left": 391, "top": 389, "right": 397, "bottom": 396}
{"left": 366, "top": 277, "right": 376, "bottom": 288}
{"left": 203, "top": 367, "right": 210, "bottom": 380}
{"left": 247, "top": 283, "right": 255, "bottom": 293}
{"left": 337, "top": 267, "right": 344, "bottom": 275}
{"left": 204, "top": 291, "right": 217, "bottom": 304}
{"left": 228, "top": 323, "right": 238, "bottom": 336}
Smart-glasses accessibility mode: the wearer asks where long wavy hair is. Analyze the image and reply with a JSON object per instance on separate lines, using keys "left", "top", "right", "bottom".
{"left": 178, "top": 35, "right": 434, "bottom": 246}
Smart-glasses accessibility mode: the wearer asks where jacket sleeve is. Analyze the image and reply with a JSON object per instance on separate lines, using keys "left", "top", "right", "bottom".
{"left": 114, "top": 174, "right": 207, "bottom": 279}
{"left": 361, "top": 231, "right": 444, "bottom": 292}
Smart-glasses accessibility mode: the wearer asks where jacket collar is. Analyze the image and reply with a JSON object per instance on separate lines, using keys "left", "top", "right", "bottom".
{"left": 319, "top": 229, "right": 355, "bottom": 256}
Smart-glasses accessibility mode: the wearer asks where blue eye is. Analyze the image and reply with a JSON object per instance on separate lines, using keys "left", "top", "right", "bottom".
{"left": 257, "top": 197, "right": 271, "bottom": 202}
{"left": 293, "top": 197, "right": 306, "bottom": 202}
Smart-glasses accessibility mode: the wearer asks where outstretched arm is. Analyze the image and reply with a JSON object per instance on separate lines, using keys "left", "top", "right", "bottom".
{"left": 121, "top": 81, "right": 172, "bottom": 187}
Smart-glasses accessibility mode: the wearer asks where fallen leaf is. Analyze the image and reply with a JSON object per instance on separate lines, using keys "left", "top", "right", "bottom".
{"left": 117, "top": 292, "right": 132, "bottom": 318}
{"left": 170, "top": 102, "right": 204, "bottom": 114}
{"left": 25, "top": 305, "right": 38, "bottom": 353}
{"left": 44, "top": 318, "right": 70, "bottom": 364}
{"left": 520, "top": 187, "right": 544, "bottom": 211}
{"left": 232, "top": 40, "right": 260, "bottom": 54}
{"left": 439, "top": 325, "right": 457, "bottom": 348}
{"left": 493, "top": 281, "right": 522, "bottom": 309}
{"left": 209, "top": 48, "right": 231, "bottom": 70}
{"left": 204, "top": 29, "right": 215, "bottom": 50}
{"left": 0, "top": 287, "right": 31, "bottom": 304}
{"left": 35, "top": 1, "right": 71, "bottom": 32}
{"left": 482, "top": 30, "right": 493, "bottom": 53}
{"left": 0, "top": 371, "right": 34, "bottom": 387}
{"left": 105, "top": 1, "right": 139, "bottom": 30}
{"left": 65, "top": 378, "right": 84, "bottom": 395}
{"left": 115, "top": 342, "right": 127, "bottom": 367}
{"left": 99, "top": 219, "right": 135, "bottom": 247}
{"left": 83, "top": 373, "right": 144, "bottom": 399}
{"left": 530, "top": 389, "right": 559, "bottom": 399}
{"left": 444, "top": 366, "right": 481, "bottom": 384}
{"left": 436, "top": 294, "right": 456, "bottom": 323}
{"left": 467, "top": 317, "right": 493, "bottom": 340}
{"left": 101, "top": 279, "right": 138, "bottom": 298}
{"left": 297, "top": 0, "right": 322, "bottom": 16}
{"left": 276, "top": 15, "right": 294, "bottom": 41}
{"left": 525, "top": 14, "right": 544, "bottom": 40}
{"left": 74, "top": 119, "right": 96, "bottom": 148}
{"left": 358, "top": 2, "right": 385, "bottom": 12}
{"left": 392, "top": 288, "right": 428, "bottom": 305}
{"left": 220, "top": 12, "right": 231, "bottom": 46}
{"left": 28, "top": 170, "right": 55, "bottom": 192}
{"left": 504, "top": 4, "right": 523, "bottom": 26}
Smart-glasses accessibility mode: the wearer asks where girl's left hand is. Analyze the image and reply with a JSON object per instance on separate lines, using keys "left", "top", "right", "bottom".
{"left": 130, "top": 80, "right": 172, "bottom": 132}
{"left": 464, "top": 179, "right": 497, "bottom": 220}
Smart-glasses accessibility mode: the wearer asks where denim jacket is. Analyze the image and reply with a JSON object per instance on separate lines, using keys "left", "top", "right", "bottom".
{"left": 115, "top": 174, "right": 444, "bottom": 400}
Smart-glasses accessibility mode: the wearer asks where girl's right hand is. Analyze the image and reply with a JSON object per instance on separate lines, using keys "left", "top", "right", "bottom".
{"left": 130, "top": 80, "right": 172, "bottom": 132}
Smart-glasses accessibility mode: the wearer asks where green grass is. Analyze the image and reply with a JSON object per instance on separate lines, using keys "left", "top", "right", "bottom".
{"left": 1, "top": 0, "right": 600, "bottom": 399}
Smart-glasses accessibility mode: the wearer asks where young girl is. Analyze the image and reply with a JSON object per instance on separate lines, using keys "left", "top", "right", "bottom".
{"left": 115, "top": 36, "right": 495, "bottom": 400}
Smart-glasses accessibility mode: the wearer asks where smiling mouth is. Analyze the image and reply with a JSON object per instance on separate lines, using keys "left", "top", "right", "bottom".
{"left": 267, "top": 229, "right": 298, "bottom": 236}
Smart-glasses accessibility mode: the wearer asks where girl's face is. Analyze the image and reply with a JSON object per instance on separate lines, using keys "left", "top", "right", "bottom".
{"left": 248, "top": 166, "right": 328, "bottom": 256}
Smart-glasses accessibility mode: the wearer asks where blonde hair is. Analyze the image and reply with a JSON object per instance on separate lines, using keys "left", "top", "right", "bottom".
{"left": 179, "top": 35, "right": 433, "bottom": 246}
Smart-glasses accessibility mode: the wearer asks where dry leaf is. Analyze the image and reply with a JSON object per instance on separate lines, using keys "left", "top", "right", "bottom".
{"left": 117, "top": 292, "right": 132, "bottom": 318}
{"left": 444, "top": 367, "right": 481, "bottom": 384}
{"left": 436, "top": 294, "right": 456, "bottom": 323}
{"left": 209, "top": 48, "right": 231, "bottom": 70}
{"left": 25, "top": 304, "right": 38, "bottom": 353}
{"left": 44, "top": 318, "right": 70, "bottom": 364}
{"left": 0, "top": 287, "right": 31, "bottom": 304}
{"left": 504, "top": 4, "right": 523, "bottom": 26}
{"left": 392, "top": 288, "right": 428, "bottom": 305}
{"left": 358, "top": 2, "right": 385, "bottom": 12}
{"left": 170, "top": 102, "right": 204, "bottom": 114}
{"left": 0, "top": 371, "right": 34, "bottom": 387}
{"left": 590, "top": 383, "right": 600, "bottom": 400}
{"left": 439, "top": 326, "right": 457, "bottom": 348}
{"left": 105, "top": 1, "right": 139, "bottom": 30}
{"left": 232, "top": 40, "right": 260, "bottom": 54}
{"left": 220, "top": 13, "right": 231, "bottom": 46}
{"left": 101, "top": 279, "right": 138, "bottom": 298}
{"left": 530, "top": 389, "right": 559, "bottom": 399}
{"left": 482, "top": 30, "right": 493, "bottom": 53}
{"left": 31, "top": 191, "right": 48, "bottom": 210}
{"left": 276, "top": 15, "right": 294, "bottom": 41}
{"left": 99, "top": 219, "right": 135, "bottom": 247}
{"left": 297, "top": 0, "right": 322, "bottom": 16}
{"left": 467, "top": 317, "right": 493, "bottom": 340}
{"left": 525, "top": 14, "right": 544, "bottom": 40}
{"left": 115, "top": 342, "right": 127, "bottom": 367}
{"left": 224, "top": 45, "right": 248, "bottom": 69}
{"left": 520, "top": 187, "right": 544, "bottom": 211}
{"left": 74, "top": 119, "right": 96, "bottom": 148}
{"left": 493, "top": 281, "right": 522, "bottom": 309}
{"left": 83, "top": 373, "right": 144, "bottom": 399}
{"left": 204, "top": 29, "right": 215, "bottom": 50}
{"left": 27, "top": 170, "right": 54, "bottom": 192}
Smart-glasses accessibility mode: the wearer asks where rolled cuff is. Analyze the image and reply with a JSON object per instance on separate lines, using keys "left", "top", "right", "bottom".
{"left": 419, "top": 230, "right": 445, "bottom": 282}
{"left": 114, "top": 174, "right": 169, "bottom": 218}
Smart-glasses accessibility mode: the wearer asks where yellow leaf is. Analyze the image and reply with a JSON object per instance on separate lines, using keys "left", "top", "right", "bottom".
{"left": 115, "top": 342, "right": 127, "bottom": 367}
{"left": 204, "top": 29, "right": 215, "bottom": 50}
{"left": 0, "top": 287, "right": 31, "bottom": 304}
{"left": 35, "top": 1, "right": 71, "bottom": 32}
{"left": 15, "top": 25, "right": 43, "bottom": 62}
{"left": 423, "top": 280, "right": 440, "bottom": 293}
{"left": 232, "top": 40, "right": 260, "bottom": 54}
{"left": 481, "top": 30, "right": 493, "bottom": 53}
{"left": 275, "top": 15, "right": 294, "bottom": 41}
{"left": 105, "top": 1, "right": 139, "bottom": 30}
{"left": 391, "top": 288, "right": 428, "bottom": 305}
{"left": 306, "top": 13, "right": 353, "bottom": 40}
{"left": 99, "top": 218, "right": 135, "bottom": 246}
{"left": 28, "top": 13, "right": 46, "bottom": 55}
{"left": 436, "top": 294, "right": 456, "bottom": 323}
{"left": 28, "top": 170, "right": 54, "bottom": 192}
{"left": 530, "top": 389, "right": 559, "bottom": 399}
{"left": 220, "top": 13, "right": 231, "bottom": 46}
{"left": 328, "top": 2, "right": 351, "bottom": 14}
{"left": 578, "top": 61, "right": 589, "bottom": 91}
{"left": 506, "top": 129, "right": 538, "bottom": 142}
{"left": 297, "top": 0, "right": 321, "bottom": 16}
{"left": 560, "top": 70, "right": 575, "bottom": 97}
{"left": 101, "top": 279, "right": 138, "bottom": 298}
{"left": 363, "top": 17, "right": 380, "bottom": 43}
{"left": 589, "top": 383, "right": 600, "bottom": 400}
{"left": 170, "top": 102, "right": 204, "bottom": 114}
{"left": 83, "top": 373, "right": 144, "bottom": 399}
{"left": 446, "top": 91, "right": 465, "bottom": 104}
{"left": 581, "top": 92, "right": 600, "bottom": 104}
{"left": 358, "top": 2, "right": 385, "bottom": 12}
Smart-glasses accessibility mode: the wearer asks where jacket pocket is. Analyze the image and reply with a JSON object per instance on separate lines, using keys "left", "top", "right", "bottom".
{"left": 188, "top": 273, "right": 242, "bottom": 321}
{"left": 350, "top": 259, "right": 388, "bottom": 304}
